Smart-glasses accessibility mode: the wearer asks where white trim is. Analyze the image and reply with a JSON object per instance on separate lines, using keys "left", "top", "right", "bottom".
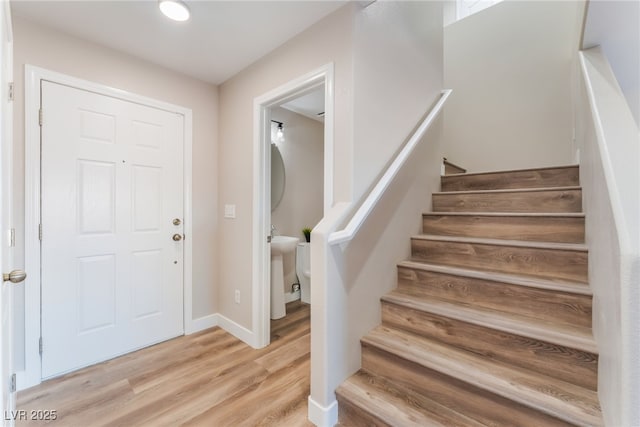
{"left": 183, "top": 108, "right": 194, "bottom": 336}
{"left": 216, "top": 314, "right": 256, "bottom": 346}
{"left": 328, "top": 89, "right": 451, "bottom": 246}
{"left": 285, "top": 290, "right": 301, "bottom": 304}
{"left": 252, "top": 64, "right": 335, "bottom": 349}
{"left": 307, "top": 396, "right": 338, "bottom": 427}
{"left": 2, "top": 1, "right": 15, "bottom": 421}
{"left": 185, "top": 314, "right": 218, "bottom": 335}
{"left": 21, "top": 65, "right": 194, "bottom": 390}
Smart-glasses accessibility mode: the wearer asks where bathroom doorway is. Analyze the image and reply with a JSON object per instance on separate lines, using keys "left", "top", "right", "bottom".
{"left": 252, "top": 64, "right": 334, "bottom": 348}
{"left": 269, "top": 91, "right": 325, "bottom": 331}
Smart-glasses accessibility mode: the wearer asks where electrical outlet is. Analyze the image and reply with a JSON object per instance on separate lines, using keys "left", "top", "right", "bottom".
{"left": 234, "top": 290, "right": 240, "bottom": 304}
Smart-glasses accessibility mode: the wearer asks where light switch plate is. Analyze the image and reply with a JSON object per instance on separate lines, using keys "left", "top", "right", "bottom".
{"left": 224, "top": 204, "right": 236, "bottom": 219}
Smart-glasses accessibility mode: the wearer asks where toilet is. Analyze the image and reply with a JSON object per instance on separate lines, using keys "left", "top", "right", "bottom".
{"left": 296, "top": 243, "right": 311, "bottom": 304}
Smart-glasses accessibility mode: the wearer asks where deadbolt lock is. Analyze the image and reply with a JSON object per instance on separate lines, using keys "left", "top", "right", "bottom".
{"left": 173, "top": 218, "right": 181, "bottom": 226}
{"left": 172, "top": 234, "right": 183, "bottom": 242}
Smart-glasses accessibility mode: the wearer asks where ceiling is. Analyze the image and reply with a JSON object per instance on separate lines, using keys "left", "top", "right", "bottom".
{"left": 281, "top": 86, "right": 325, "bottom": 122}
{"left": 10, "top": 0, "right": 347, "bottom": 85}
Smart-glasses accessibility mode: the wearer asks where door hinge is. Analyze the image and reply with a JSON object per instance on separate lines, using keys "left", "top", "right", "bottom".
{"left": 9, "top": 228, "right": 15, "bottom": 247}
{"left": 9, "top": 373, "right": 16, "bottom": 393}
{"left": 39, "top": 108, "right": 43, "bottom": 127}
{"left": 38, "top": 224, "right": 42, "bottom": 241}
{"left": 39, "top": 337, "right": 43, "bottom": 355}
{"left": 8, "top": 82, "right": 14, "bottom": 102}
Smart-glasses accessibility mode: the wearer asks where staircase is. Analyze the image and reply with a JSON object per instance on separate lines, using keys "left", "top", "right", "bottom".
{"left": 335, "top": 165, "right": 603, "bottom": 426}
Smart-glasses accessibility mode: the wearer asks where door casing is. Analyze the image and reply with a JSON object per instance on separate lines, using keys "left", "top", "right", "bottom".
{"left": 21, "top": 66, "right": 194, "bottom": 390}
{"left": 1, "top": 1, "right": 15, "bottom": 423}
{"left": 251, "top": 63, "right": 334, "bottom": 349}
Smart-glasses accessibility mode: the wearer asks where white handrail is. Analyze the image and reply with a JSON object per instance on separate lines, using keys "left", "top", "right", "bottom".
{"left": 328, "top": 89, "right": 452, "bottom": 245}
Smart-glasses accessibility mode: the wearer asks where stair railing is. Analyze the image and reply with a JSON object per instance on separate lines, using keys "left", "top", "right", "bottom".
{"left": 308, "top": 89, "right": 451, "bottom": 426}
{"left": 328, "top": 89, "right": 452, "bottom": 246}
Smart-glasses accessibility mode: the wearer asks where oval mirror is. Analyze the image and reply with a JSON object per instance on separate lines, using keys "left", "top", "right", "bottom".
{"left": 271, "top": 143, "right": 285, "bottom": 212}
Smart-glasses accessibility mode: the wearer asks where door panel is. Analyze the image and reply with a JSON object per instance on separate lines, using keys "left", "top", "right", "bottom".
{"left": 131, "top": 249, "right": 163, "bottom": 319}
{"left": 77, "top": 254, "right": 116, "bottom": 334}
{"left": 78, "top": 160, "right": 116, "bottom": 234}
{"left": 41, "top": 81, "right": 184, "bottom": 378}
{"left": 132, "top": 165, "right": 163, "bottom": 231}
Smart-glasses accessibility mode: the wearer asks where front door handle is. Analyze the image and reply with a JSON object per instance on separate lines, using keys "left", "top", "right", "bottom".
{"left": 172, "top": 234, "right": 183, "bottom": 242}
{"left": 3, "top": 270, "right": 26, "bottom": 284}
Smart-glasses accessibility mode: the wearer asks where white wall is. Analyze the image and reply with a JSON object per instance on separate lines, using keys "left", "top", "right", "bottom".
{"left": 443, "top": 0, "right": 584, "bottom": 172}
{"left": 217, "top": 4, "right": 356, "bottom": 331}
{"left": 578, "top": 47, "right": 640, "bottom": 427}
{"left": 311, "top": 115, "right": 445, "bottom": 422}
{"left": 583, "top": 0, "right": 640, "bottom": 128}
{"left": 271, "top": 107, "right": 324, "bottom": 242}
{"left": 12, "top": 17, "right": 219, "bottom": 369}
{"left": 309, "top": 2, "right": 444, "bottom": 422}
{"left": 352, "top": 0, "right": 444, "bottom": 200}
{"left": 271, "top": 107, "right": 324, "bottom": 291}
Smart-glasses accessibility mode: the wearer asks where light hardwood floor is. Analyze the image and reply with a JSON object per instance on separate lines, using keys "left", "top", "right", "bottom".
{"left": 17, "top": 301, "right": 312, "bottom": 427}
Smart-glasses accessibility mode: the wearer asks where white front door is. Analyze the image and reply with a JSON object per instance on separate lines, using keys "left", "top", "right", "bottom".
{"left": 0, "top": 2, "right": 16, "bottom": 424}
{"left": 40, "top": 81, "right": 184, "bottom": 378}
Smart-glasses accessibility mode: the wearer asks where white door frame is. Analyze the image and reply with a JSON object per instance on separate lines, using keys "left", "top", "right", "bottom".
{"left": 21, "top": 66, "right": 193, "bottom": 389}
{"left": 252, "top": 63, "right": 334, "bottom": 348}
{"left": 1, "top": 1, "right": 14, "bottom": 423}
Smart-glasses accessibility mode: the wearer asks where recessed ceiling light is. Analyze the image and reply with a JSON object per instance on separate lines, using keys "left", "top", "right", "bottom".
{"left": 159, "top": 0, "right": 190, "bottom": 22}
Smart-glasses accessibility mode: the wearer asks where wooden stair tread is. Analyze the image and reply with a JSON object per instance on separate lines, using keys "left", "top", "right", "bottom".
{"left": 381, "top": 290, "right": 597, "bottom": 354}
{"left": 397, "top": 261, "right": 592, "bottom": 295}
{"left": 436, "top": 185, "right": 581, "bottom": 196}
{"left": 442, "top": 165, "right": 579, "bottom": 178}
{"left": 440, "top": 166, "right": 580, "bottom": 191}
{"left": 412, "top": 234, "right": 588, "bottom": 252}
{"left": 423, "top": 212, "right": 585, "bottom": 218}
{"left": 339, "top": 163, "right": 601, "bottom": 424}
{"left": 336, "top": 371, "right": 483, "bottom": 427}
{"left": 363, "top": 326, "right": 603, "bottom": 426}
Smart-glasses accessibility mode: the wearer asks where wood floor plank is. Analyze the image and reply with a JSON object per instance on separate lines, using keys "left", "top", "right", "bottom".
{"left": 255, "top": 333, "right": 310, "bottom": 373}
{"left": 411, "top": 235, "right": 588, "bottom": 283}
{"left": 432, "top": 187, "right": 583, "bottom": 213}
{"left": 180, "top": 358, "right": 310, "bottom": 426}
{"left": 381, "top": 296, "right": 598, "bottom": 390}
{"left": 363, "top": 326, "right": 602, "bottom": 426}
{"left": 17, "top": 301, "right": 311, "bottom": 427}
{"left": 422, "top": 213, "right": 585, "bottom": 243}
{"left": 397, "top": 263, "right": 592, "bottom": 328}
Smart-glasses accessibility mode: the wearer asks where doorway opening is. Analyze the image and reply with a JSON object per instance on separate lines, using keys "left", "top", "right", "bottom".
{"left": 269, "top": 88, "right": 325, "bottom": 335}
{"left": 252, "top": 64, "right": 334, "bottom": 348}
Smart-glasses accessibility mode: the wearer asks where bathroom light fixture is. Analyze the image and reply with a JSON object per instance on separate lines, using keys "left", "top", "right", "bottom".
{"left": 159, "top": 0, "right": 190, "bottom": 22}
{"left": 271, "top": 120, "right": 285, "bottom": 142}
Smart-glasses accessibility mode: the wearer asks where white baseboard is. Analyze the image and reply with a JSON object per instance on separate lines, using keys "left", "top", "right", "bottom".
{"left": 216, "top": 313, "right": 256, "bottom": 347}
{"left": 308, "top": 396, "right": 338, "bottom": 427}
{"left": 16, "top": 370, "right": 40, "bottom": 392}
{"left": 185, "top": 313, "right": 219, "bottom": 334}
{"left": 186, "top": 313, "right": 257, "bottom": 348}
{"left": 285, "top": 289, "right": 301, "bottom": 303}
